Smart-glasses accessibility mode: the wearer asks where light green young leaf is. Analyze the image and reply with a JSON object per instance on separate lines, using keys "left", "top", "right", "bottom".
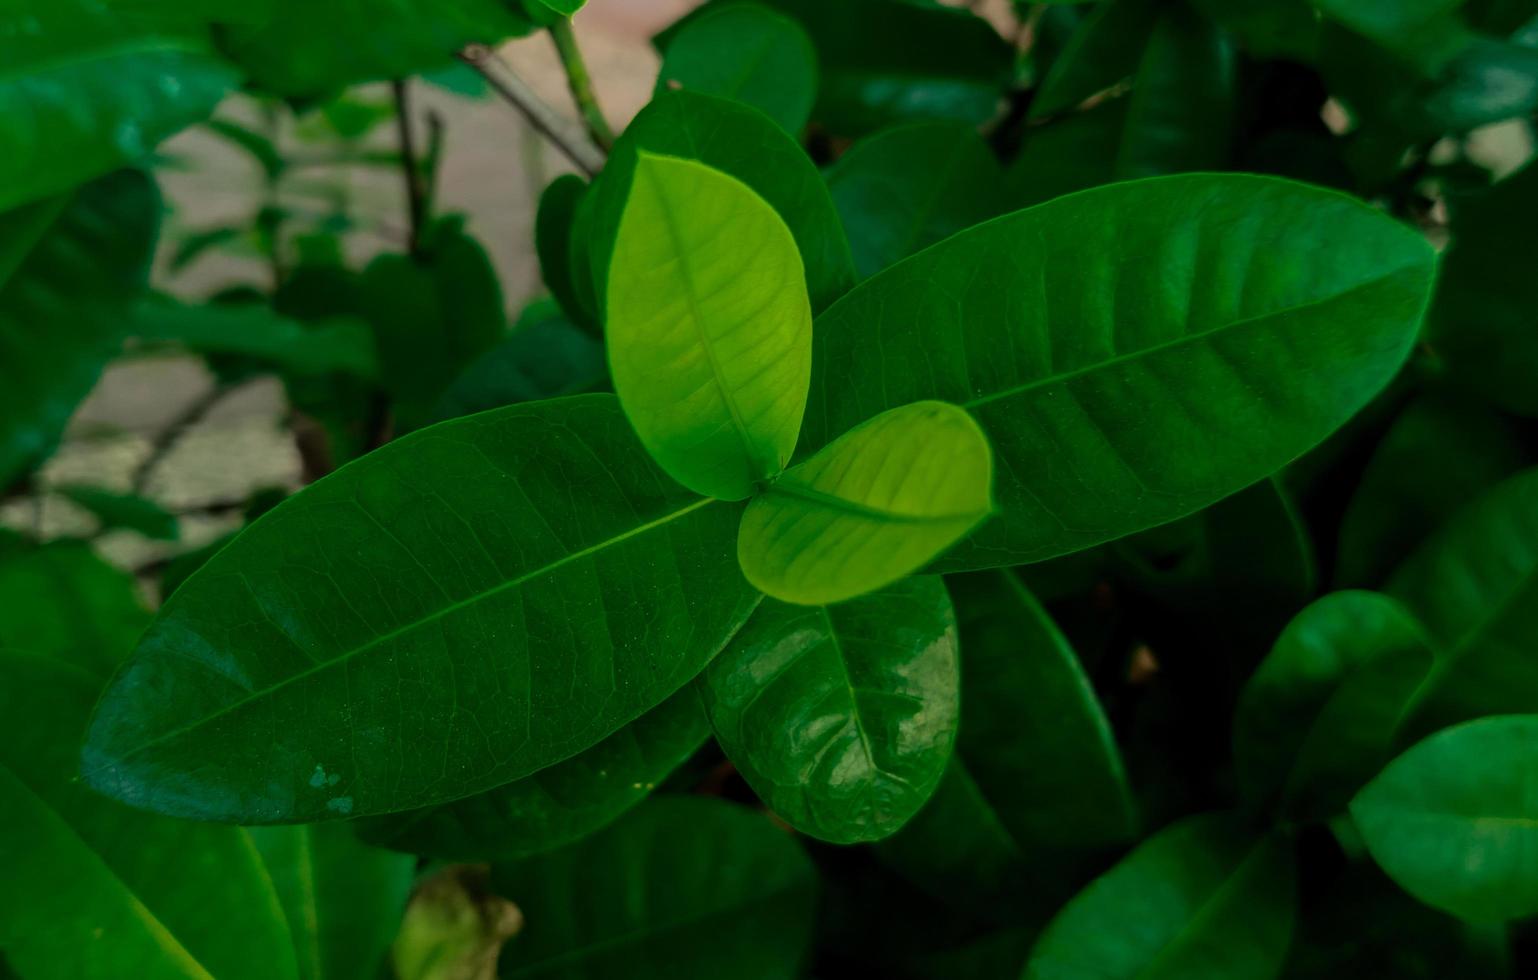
{"left": 248, "top": 824, "right": 415, "bottom": 980}
{"left": 699, "top": 576, "right": 959, "bottom": 843}
{"left": 1351, "top": 715, "right": 1538, "bottom": 922}
{"left": 1024, "top": 813, "right": 1297, "bottom": 980}
{"left": 608, "top": 152, "right": 812, "bottom": 501}
{"left": 0, "top": 651, "right": 297, "bottom": 980}
{"left": 739, "top": 401, "right": 994, "bottom": 605}
{"left": 805, "top": 174, "right": 1437, "bottom": 571}
{"left": 357, "top": 686, "right": 710, "bottom": 860}
{"left": 1234, "top": 591, "right": 1435, "bottom": 822}
{"left": 492, "top": 796, "right": 817, "bottom": 980}
{"left": 82, "top": 394, "right": 760, "bottom": 824}
{"left": 655, "top": 3, "right": 818, "bottom": 135}
{"left": 0, "top": 1, "right": 235, "bottom": 211}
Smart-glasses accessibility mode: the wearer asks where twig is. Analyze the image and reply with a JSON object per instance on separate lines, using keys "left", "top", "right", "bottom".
{"left": 423, "top": 109, "right": 446, "bottom": 219}
{"left": 131, "top": 380, "right": 246, "bottom": 494}
{"left": 391, "top": 79, "right": 429, "bottom": 254}
{"left": 547, "top": 18, "right": 614, "bottom": 150}
{"left": 458, "top": 45, "right": 605, "bottom": 178}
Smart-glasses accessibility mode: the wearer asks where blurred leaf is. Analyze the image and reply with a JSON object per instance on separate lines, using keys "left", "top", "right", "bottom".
{"left": 205, "top": 117, "right": 285, "bottom": 179}
{"left": 491, "top": 796, "right": 818, "bottom": 980}
{"left": 132, "top": 294, "right": 380, "bottom": 379}
{"left": 534, "top": 174, "right": 598, "bottom": 332}
{"left": 0, "top": 539, "right": 150, "bottom": 676}
{"left": 1029, "top": 0, "right": 1160, "bottom": 120}
{"left": 56, "top": 484, "right": 180, "bottom": 541}
{"left": 656, "top": 2, "right": 818, "bottom": 134}
{"left": 429, "top": 300, "right": 604, "bottom": 424}
{"left": 1352, "top": 715, "right": 1538, "bottom": 921}
{"left": 1189, "top": 0, "right": 1319, "bottom": 61}
{"left": 392, "top": 866, "right": 521, "bottom": 980}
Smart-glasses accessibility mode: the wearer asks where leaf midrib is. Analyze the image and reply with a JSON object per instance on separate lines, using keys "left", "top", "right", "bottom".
{"left": 90, "top": 496, "right": 718, "bottom": 769}
{"left": 765, "top": 478, "right": 984, "bottom": 525}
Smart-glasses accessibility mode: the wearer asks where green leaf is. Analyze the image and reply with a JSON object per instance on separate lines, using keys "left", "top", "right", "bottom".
{"left": 1351, "top": 715, "right": 1538, "bottom": 922}
{"left": 825, "top": 121, "right": 1004, "bottom": 279}
{"left": 1188, "top": 0, "right": 1320, "bottom": 61}
{"left": 0, "top": 169, "right": 160, "bottom": 486}
{"left": 1114, "top": 2, "right": 1237, "bottom": 179}
{"left": 590, "top": 88, "right": 856, "bottom": 314}
{"left": 82, "top": 393, "right": 761, "bottom": 823}
{"left": 1234, "top": 591, "right": 1435, "bottom": 822}
{"left": 356, "top": 686, "right": 709, "bottom": 860}
{"left": 1428, "top": 160, "right": 1538, "bottom": 416}
{"left": 1388, "top": 467, "right": 1538, "bottom": 737}
{"left": 428, "top": 300, "right": 604, "bottom": 425}
{"left": 535, "top": 174, "right": 598, "bottom": 332}
{"left": 804, "top": 174, "right": 1437, "bottom": 571}
{"left": 1312, "top": 0, "right": 1474, "bottom": 68}
{"left": 532, "top": 0, "right": 585, "bottom": 14}
{"left": 1336, "top": 395, "right": 1530, "bottom": 587}
{"left": 219, "top": 0, "right": 534, "bottom": 98}
{"left": 1006, "top": 98, "right": 1128, "bottom": 209}
{"left": 699, "top": 576, "right": 959, "bottom": 843}
{"left": 55, "top": 484, "right": 180, "bottom": 541}
{"left": 0, "top": 651, "right": 297, "bottom": 980}
{"left": 1023, "top": 813, "right": 1298, "bottom": 980}
{"left": 607, "top": 153, "right": 812, "bottom": 501}
{"left": 656, "top": 2, "right": 818, "bottom": 134}
{"left": 1029, "top": 0, "right": 1161, "bottom": 120}
{"left": 491, "top": 796, "right": 818, "bottom": 980}
{"left": 878, "top": 571, "right": 1136, "bottom": 913}
{"left": 0, "top": 1, "right": 235, "bottom": 211}
{"left": 739, "top": 401, "right": 993, "bottom": 605}
{"left": 663, "top": 0, "right": 1015, "bottom": 137}
{"left": 131, "top": 295, "right": 380, "bottom": 380}
{"left": 362, "top": 218, "right": 505, "bottom": 429}
{"left": 248, "top": 823, "right": 415, "bottom": 980}
{"left": 0, "top": 539, "right": 150, "bottom": 676}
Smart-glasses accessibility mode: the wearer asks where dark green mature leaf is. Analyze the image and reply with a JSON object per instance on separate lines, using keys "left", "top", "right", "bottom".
{"left": 661, "top": 0, "right": 1014, "bottom": 137}
{"left": 1429, "top": 160, "right": 1538, "bottom": 417}
{"left": 825, "top": 121, "right": 1003, "bottom": 279}
{"left": 1115, "top": 2, "right": 1236, "bottom": 178}
{"left": 1023, "top": 813, "right": 1297, "bottom": 979}
{"left": 739, "top": 401, "right": 994, "bottom": 605}
{"left": 590, "top": 89, "right": 856, "bottom": 314}
{"left": 357, "top": 687, "right": 709, "bottom": 860}
{"left": 700, "top": 576, "right": 959, "bottom": 843}
{"left": 132, "top": 295, "right": 380, "bottom": 379}
{"left": 0, "top": 0, "right": 235, "bottom": 211}
{"left": 249, "top": 823, "right": 415, "bottom": 980}
{"left": 804, "top": 174, "right": 1437, "bottom": 571}
{"left": 1351, "top": 715, "right": 1538, "bottom": 922}
{"left": 219, "top": 0, "right": 534, "bottom": 98}
{"left": 1006, "top": 98, "right": 1128, "bottom": 209}
{"left": 1312, "top": 0, "right": 1473, "bottom": 68}
{"left": 607, "top": 153, "right": 812, "bottom": 501}
{"left": 362, "top": 218, "right": 505, "bottom": 429}
{"left": 0, "top": 539, "right": 150, "bottom": 676}
{"left": 491, "top": 796, "right": 818, "bottom": 980}
{"left": 56, "top": 485, "right": 180, "bottom": 541}
{"left": 656, "top": 2, "right": 818, "bottom": 135}
{"left": 1388, "top": 467, "right": 1538, "bottom": 737}
{"left": 1188, "top": 0, "right": 1319, "bottom": 61}
{"left": 1234, "top": 591, "right": 1435, "bottom": 822}
{"left": 0, "top": 169, "right": 159, "bottom": 486}
{"left": 0, "top": 651, "right": 297, "bottom": 979}
{"left": 429, "top": 300, "right": 604, "bottom": 425}
{"left": 1336, "top": 396, "right": 1529, "bottom": 587}
{"left": 534, "top": 174, "right": 598, "bottom": 333}
{"left": 1029, "top": 0, "right": 1160, "bottom": 120}
{"left": 83, "top": 394, "right": 761, "bottom": 823}
{"left": 880, "top": 572, "right": 1135, "bottom": 913}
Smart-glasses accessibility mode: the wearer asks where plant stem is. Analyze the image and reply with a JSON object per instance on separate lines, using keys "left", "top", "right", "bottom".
{"left": 547, "top": 18, "right": 614, "bottom": 151}
{"left": 458, "top": 45, "right": 605, "bottom": 177}
{"left": 391, "top": 79, "right": 428, "bottom": 255}
{"left": 131, "top": 380, "right": 245, "bottom": 495}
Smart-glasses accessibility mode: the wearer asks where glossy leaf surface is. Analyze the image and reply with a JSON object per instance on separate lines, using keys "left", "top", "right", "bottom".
{"left": 0, "top": 0, "right": 235, "bottom": 211}
{"left": 805, "top": 174, "right": 1437, "bottom": 570}
{"left": 1351, "top": 715, "right": 1538, "bottom": 922}
{"left": 607, "top": 153, "right": 812, "bottom": 501}
{"left": 655, "top": 3, "right": 818, "bottom": 134}
{"left": 83, "top": 394, "right": 761, "bottom": 823}
{"left": 1388, "top": 467, "right": 1538, "bottom": 736}
{"left": 1024, "top": 813, "right": 1297, "bottom": 980}
{"left": 1234, "top": 591, "right": 1435, "bottom": 822}
{"left": 739, "top": 401, "right": 993, "bottom": 605}
{"left": 825, "top": 121, "right": 1003, "bottom": 279}
{"left": 249, "top": 823, "right": 415, "bottom": 980}
{"left": 0, "top": 651, "right": 297, "bottom": 980}
{"left": 0, "top": 170, "right": 159, "bottom": 486}
{"left": 492, "top": 796, "right": 817, "bottom": 979}
{"left": 700, "top": 576, "right": 959, "bottom": 843}
{"left": 357, "top": 687, "right": 709, "bottom": 860}
{"left": 590, "top": 89, "right": 855, "bottom": 314}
